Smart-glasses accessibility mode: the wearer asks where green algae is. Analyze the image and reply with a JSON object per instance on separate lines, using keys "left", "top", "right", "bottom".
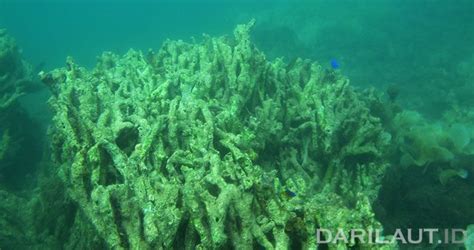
{"left": 39, "top": 21, "right": 396, "bottom": 249}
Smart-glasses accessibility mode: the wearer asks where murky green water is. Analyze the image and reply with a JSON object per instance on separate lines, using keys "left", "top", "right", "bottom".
{"left": 0, "top": 1, "right": 473, "bottom": 249}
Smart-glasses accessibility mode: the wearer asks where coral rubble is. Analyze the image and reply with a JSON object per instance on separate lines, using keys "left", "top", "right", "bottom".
{"left": 42, "top": 21, "right": 396, "bottom": 249}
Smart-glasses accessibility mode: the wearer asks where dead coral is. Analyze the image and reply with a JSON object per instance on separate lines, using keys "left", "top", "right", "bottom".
{"left": 43, "top": 21, "right": 395, "bottom": 249}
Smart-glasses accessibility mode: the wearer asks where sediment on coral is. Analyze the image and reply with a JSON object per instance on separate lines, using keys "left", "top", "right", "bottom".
{"left": 0, "top": 29, "right": 43, "bottom": 190}
{"left": 42, "top": 21, "right": 396, "bottom": 249}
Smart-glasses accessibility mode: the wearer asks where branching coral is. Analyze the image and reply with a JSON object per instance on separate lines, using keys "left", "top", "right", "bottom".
{"left": 42, "top": 21, "right": 396, "bottom": 249}
{"left": 0, "top": 29, "right": 40, "bottom": 181}
{"left": 377, "top": 107, "right": 474, "bottom": 242}
{"left": 0, "top": 29, "right": 32, "bottom": 111}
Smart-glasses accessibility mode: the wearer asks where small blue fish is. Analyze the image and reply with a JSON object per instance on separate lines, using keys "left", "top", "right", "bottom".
{"left": 284, "top": 188, "right": 297, "bottom": 198}
{"left": 330, "top": 58, "right": 340, "bottom": 69}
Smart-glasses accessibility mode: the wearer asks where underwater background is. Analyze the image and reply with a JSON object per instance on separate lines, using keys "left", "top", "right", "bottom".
{"left": 0, "top": 0, "right": 473, "bottom": 249}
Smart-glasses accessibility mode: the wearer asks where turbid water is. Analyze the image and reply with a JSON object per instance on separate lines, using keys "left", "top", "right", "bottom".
{"left": 0, "top": 1, "right": 473, "bottom": 249}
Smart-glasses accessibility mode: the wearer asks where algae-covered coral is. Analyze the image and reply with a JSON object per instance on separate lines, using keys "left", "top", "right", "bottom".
{"left": 41, "top": 21, "right": 396, "bottom": 249}
{"left": 0, "top": 28, "right": 43, "bottom": 188}
{"left": 0, "top": 28, "right": 31, "bottom": 111}
{"left": 0, "top": 29, "right": 24, "bottom": 164}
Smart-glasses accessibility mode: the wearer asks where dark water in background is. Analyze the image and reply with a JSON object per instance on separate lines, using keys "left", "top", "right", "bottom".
{"left": 1, "top": 0, "right": 474, "bottom": 248}
{"left": 1, "top": 0, "right": 473, "bottom": 118}
{"left": 0, "top": 0, "right": 268, "bottom": 68}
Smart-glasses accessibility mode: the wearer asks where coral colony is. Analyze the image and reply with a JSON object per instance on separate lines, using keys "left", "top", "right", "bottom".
{"left": 1, "top": 20, "right": 473, "bottom": 249}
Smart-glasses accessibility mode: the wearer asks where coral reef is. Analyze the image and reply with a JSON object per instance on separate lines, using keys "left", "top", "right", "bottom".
{"left": 392, "top": 109, "right": 474, "bottom": 174}
{"left": 0, "top": 29, "right": 43, "bottom": 189}
{"left": 376, "top": 106, "right": 474, "bottom": 247}
{"left": 0, "top": 190, "right": 34, "bottom": 248}
{"left": 252, "top": 2, "right": 474, "bottom": 121}
{"left": 0, "top": 28, "right": 31, "bottom": 112}
{"left": 0, "top": 128, "right": 10, "bottom": 161}
{"left": 41, "top": 21, "right": 396, "bottom": 249}
{"left": 0, "top": 29, "right": 23, "bottom": 167}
